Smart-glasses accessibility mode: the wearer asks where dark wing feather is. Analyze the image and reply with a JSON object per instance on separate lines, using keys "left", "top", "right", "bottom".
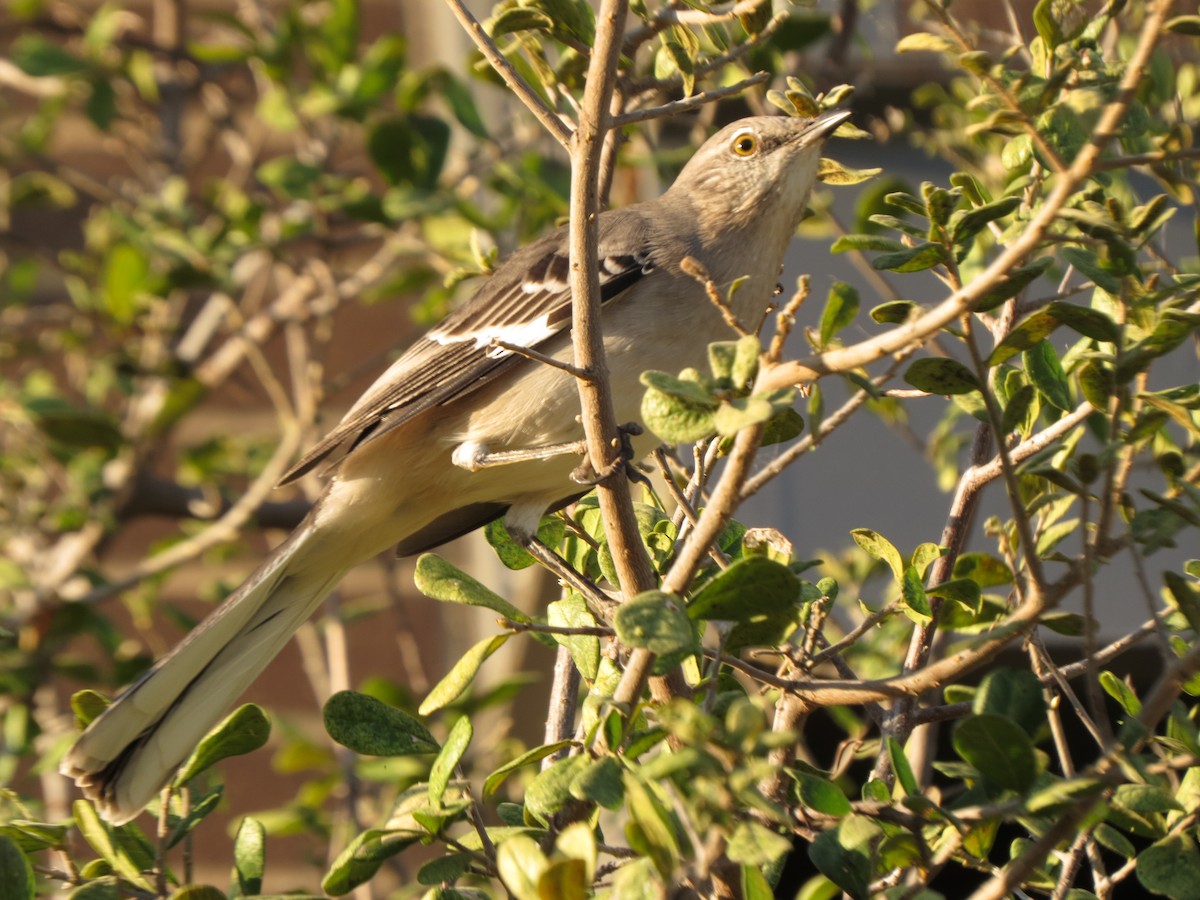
{"left": 280, "top": 221, "right": 654, "bottom": 485}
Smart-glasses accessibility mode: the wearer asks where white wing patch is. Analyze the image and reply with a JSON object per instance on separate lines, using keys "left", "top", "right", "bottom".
{"left": 429, "top": 312, "right": 555, "bottom": 358}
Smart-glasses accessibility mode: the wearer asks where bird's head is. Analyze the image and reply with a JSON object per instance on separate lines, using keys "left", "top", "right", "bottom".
{"left": 668, "top": 110, "right": 851, "bottom": 235}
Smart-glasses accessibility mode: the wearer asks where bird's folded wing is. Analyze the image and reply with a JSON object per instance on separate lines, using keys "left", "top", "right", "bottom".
{"left": 280, "top": 221, "right": 655, "bottom": 484}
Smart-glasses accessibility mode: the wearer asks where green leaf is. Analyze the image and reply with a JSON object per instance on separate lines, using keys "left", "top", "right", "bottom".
{"left": 1113, "top": 784, "right": 1183, "bottom": 814}
{"left": 168, "top": 887, "right": 224, "bottom": 900}
{"left": 1036, "top": 517, "right": 1079, "bottom": 556}
{"left": 1098, "top": 671, "right": 1140, "bottom": 717}
{"left": 1026, "top": 341, "right": 1072, "bottom": 412}
{"left": 176, "top": 704, "right": 270, "bottom": 785}
{"left": 731, "top": 334, "right": 761, "bottom": 389}
{"left": 1061, "top": 246, "right": 1122, "bottom": 293}
{"left": 987, "top": 311, "right": 1061, "bottom": 365}
{"left": 1033, "top": 0, "right": 1064, "bottom": 47}
{"left": 537, "top": 858, "right": 589, "bottom": 899}
{"left": 368, "top": 115, "right": 450, "bottom": 190}
{"left": 71, "top": 801, "right": 153, "bottom": 891}
{"left": 416, "top": 853, "right": 474, "bottom": 886}
{"left": 483, "top": 516, "right": 566, "bottom": 572}
{"left": 850, "top": 528, "right": 905, "bottom": 581}
{"left": 489, "top": 7, "right": 553, "bottom": 36}
{"left": 808, "top": 821, "right": 873, "bottom": 899}
{"left": 613, "top": 592, "right": 696, "bottom": 655}
{"left": 870, "top": 300, "right": 915, "bottom": 324}
{"left": 896, "top": 32, "right": 956, "bottom": 53}
{"left": 609, "top": 858, "right": 662, "bottom": 900}
{"left": 973, "top": 258, "right": 1053, "bottom": 312}
{"left": 429, "top": 716, "right": 472, "bottom": 807}
{"left": 688, "top": 556, "right": 800, "bottom": 622}
{"left": 972, "top": 668, "right": 1046, "bottom": 739}
{"left": 0, "top": 834, "right": 35, "bottom": 900}
{"left": 762, "top": 406, "right": 805, "bottom": 446}
{"left": 496, "top": 835, "right": 548, "bottom": 900}
{"left": 799, "top": 773, "right": 853, "bottom": 815}
{"left": 1078, "top": 361, "right": 1114, "bottom": 411}
{"left": 1040, "top": 612, "right": 1086, "bottom": 636}
{"left": 230, "top": 817, "right": 265, "bottom": 899}
{"left": 708, "top": 342, "right": 738, "bottom": 381}
{"left": 65, "top": 879, "right": 120, "bottom": 900}
{"left": 641, "top": 379, "right": 717, "bottom": 444}
{"left": 886, "top": 737, "right": 920, "bottom": 799}
{"left": 0, "top": 822, "right": 68, "bottom": 854}
{"left": 524, "top": 755, "right": 589, "bottom": 825}
{"left": 872, "top": 243, "right": 946, "bottom": 273}
{"left": 414, "top": 554, "right": 530, "bottom": 623}
{"left": 742, "top": 864, "right": 775, "bottom": 900}
{"left": 256, "top": 157, "right": 322, "bottom": 197}
{"left": 831, "top": 234, "right": 904, "bottom": 254}
{"left": 1141, "top": 395, "right": 1200, "bottom": 442}
{"left": 70, "top": 690, "right": 110, "bottom": 729}
{"left": 950, "top": 196, "right": 1021, "bottom": 243}
{"left": 1024, "top": 777, "right": 1105, "bottom": 815}
{"left": 323, "top": 691, "right": 438, "bottom": 756}
{"left": 1093, "top": 822, "right": 1136, "bottom": 858}
{"left": 900, "top": 566, "right": 932, "bottom": 624}
{"left": 570, "top": 757, "right": 624, "bottom": 810}
{"left": 819, "top": 282, "right": 859, "bottom": 346}
{"left": 86, "top": 77, "right": 116, "bottom": 130}
{"left": 713, "top": 396, "right": 776, "bottom": 436}
{"left": 1118, "top": 311, "right": 1200, "bottom": 379}
{"left": 911, "top": 542, "right": 944, "bottom": 577}
{"left": 624, "top": 774, "right": 681, "bottom": 879}
{"left": 903, "top": 358, "right": 981, "bottom": 395}
{"left": 483, "top": 740, "right": 576, "bottom": 797}
{"left": 1001, "top": 384, "right": 1038, "bottom": 436}
{"left": 953, "top": 714, "right": 1037, "bottom": 795}
{"left": 102, "top": 243, "right": 151, "bottom": 326}
{"left": 658, "top": 25, "right": 698, "bottom": 96}
{"left": 419, "top": 634, "right": 510, "bottom": 715}
{"left": 639, "top": 370, "right": 716, "bottom": 406}
{"left": 164, "top": 785, "right": 223, "bottom": 849}
{"left": 547, "top": 594, "right": 600, "bottom": 681}
{"left": 816, "top": 159, "right": 881, "bottom": 186}
{"left": 1165, "top": 15, "right": 1200, "bottom": 35}
{"left": 1045, "top": 301, "right": 1120, "bottom": 343}
{"left": 1164, "top": 570, "right": 1200, "bottom": 633}
{"left": 727, "top": 822, "right": 791, "bottom": 867}
{"left": 12, "top": 35, "right": 90, "bottom": 75}
{"left": 533, "top": 0, "right": 596, "bottom": 43}
{"left": 1001, "top": 134, "right": 1032, "bottom": 171}
{"left": 322, "top": 829, "right": 410, "bottom": 896}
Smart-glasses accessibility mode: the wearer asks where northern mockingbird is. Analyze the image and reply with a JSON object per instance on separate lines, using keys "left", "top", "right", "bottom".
{"left": 62, "top": 110, "right": 850, "bottom": 822}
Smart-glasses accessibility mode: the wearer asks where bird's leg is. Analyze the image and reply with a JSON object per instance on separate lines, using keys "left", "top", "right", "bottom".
{"left": 451, "top": 439, "right": 588, "bottom": 472}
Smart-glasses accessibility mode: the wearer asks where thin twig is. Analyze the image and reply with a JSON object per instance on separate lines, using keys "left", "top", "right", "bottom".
{"left": 612, "top": 72, "right": 770, "bottom": 127}
{"left": 501, "top": 618, "right": 613, "bottom": 637}
{"left": 680, "top": 256, "right": 750, "bottom": 337}
{"left": 442, "top": 0, "right": 573, "bottom": 147}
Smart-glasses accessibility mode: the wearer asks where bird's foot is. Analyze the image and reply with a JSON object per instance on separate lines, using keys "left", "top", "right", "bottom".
{"left": 570, "top": 422, "right": 649, "bottom": 487}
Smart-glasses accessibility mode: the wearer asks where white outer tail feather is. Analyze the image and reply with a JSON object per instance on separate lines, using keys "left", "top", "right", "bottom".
{"left": 59, "top": 523, "right": 344, "bottom": 824}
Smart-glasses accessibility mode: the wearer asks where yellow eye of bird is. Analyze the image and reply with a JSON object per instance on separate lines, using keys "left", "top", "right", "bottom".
{"left": 731, "top": 132, "right": 757, "bottom": 157}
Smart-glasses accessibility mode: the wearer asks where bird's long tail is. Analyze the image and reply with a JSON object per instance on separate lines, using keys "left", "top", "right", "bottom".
{"left": 60, "top": 520, "right": 347, "bottom": 824}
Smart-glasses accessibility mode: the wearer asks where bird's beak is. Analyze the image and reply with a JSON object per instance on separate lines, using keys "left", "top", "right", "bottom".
{"left": 796, "top": 109, "right": 852, "bottom": 146}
